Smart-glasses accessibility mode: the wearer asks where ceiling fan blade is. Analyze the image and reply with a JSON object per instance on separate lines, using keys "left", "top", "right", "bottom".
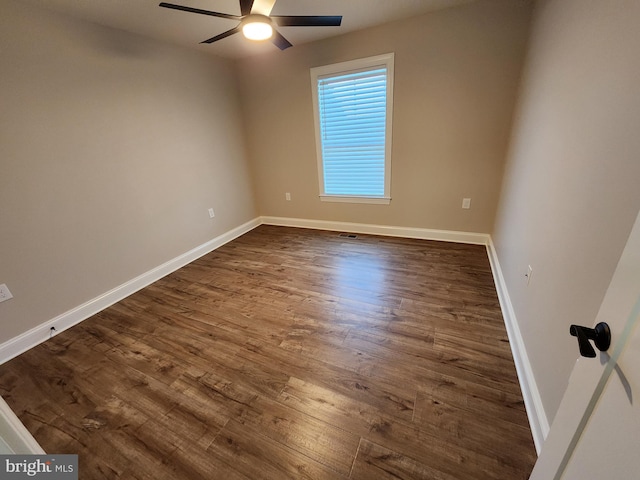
{"left": 159, "top": 3, "right": 240, "bottom": 21}
{"left": 271, "top": 29, "right": 292, "bottom": 50}
{"left": 239, "top": 0, "right": 254, "bottom": 16}
{"left": 250, "top": 0, "right": 277, "bottom": 16}
{"left": 201, "top": 26, "right": 241, "bottom": 44}
{"left": 273, "top": 16, "right": 342, "bottom": 27}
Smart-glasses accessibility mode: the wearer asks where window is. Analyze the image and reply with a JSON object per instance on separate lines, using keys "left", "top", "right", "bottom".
{"left": 311, "top": 53, "right": 394, "bottom": 204}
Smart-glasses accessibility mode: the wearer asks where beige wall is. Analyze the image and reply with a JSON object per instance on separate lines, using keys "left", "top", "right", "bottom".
{"left": 236, "top": 1, "right": 532, "bottom": 233}
{"left": 493, "top": 0, "right": 640, "bottom": 425}
{"left": 0, "top": 1, "right": 256, "bottom": 344}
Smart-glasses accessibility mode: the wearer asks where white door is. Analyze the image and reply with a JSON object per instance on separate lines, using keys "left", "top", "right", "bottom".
{"left": 530, "top": 208, "right": 640, "bottom": 479}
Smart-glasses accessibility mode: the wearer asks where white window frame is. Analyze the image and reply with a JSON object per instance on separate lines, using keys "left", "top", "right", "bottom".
{"left": 310, "top": 53, "right": 394, "bottom": 205}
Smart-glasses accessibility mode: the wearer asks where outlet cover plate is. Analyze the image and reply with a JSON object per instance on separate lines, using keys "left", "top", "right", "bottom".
{"left": 0, "top": 284, "right": 13, "bottom": 303}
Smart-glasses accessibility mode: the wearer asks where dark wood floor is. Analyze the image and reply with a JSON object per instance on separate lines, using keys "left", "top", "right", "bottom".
{"left": 0, "top": 225, "right": 536, "bottom": 479}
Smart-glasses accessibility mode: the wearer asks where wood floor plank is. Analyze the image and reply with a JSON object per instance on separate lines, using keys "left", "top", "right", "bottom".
{"left": 0, "top": 225, "right": 535, "bottom": 479}
{"left": 350, "top": 438, "right": 460, "bottom": 480}
{"left": 278, "top": 376, "right": 527, "bottom": 480}
{"left": 413, "top": 392, "right": 536, "bottom": 471}
{"left": 209, "top": 419, "right": 350, "bottom": 480}
{"left": 162, "top": 444, "right": 253, "bottom": 480}
{"left": 236, "top": 396, "right": 360, "bottom": 476}
{"left": 237, "top": 339, "right": 417, "bottom": 421}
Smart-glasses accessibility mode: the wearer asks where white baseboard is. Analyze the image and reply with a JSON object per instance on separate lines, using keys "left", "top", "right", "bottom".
{"left": 0, "top": 396, "right": 45, "bottom": 454}
{"left": 260, "top": 216, "right": 490, "bottom": 245}
{"left": 486, "top": 237, "right": 549, "bottom": 454}
{"left": 0, "top": 218, "right": 260, "bottom": 366}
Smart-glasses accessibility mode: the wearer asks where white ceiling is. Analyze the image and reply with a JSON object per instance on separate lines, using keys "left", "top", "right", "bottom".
{"left": 20, "top": 0, "right": 476, "bottom": 59}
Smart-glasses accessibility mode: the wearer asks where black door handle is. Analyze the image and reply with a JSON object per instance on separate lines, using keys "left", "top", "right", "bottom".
{"left": 569, "top": 322, "right": 611, "bottom": 358}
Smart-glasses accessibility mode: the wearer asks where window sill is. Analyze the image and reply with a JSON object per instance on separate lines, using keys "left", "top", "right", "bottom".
{"left": 319, "top": 195, "right": 391, "bottom": 205}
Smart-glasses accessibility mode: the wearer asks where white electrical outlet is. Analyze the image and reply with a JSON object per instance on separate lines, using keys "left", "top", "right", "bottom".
{"left": 285, "top": 192, "right": 291, "bottom": 201}
{"left": 525, "top": 265, "right": 533, "bottom": 286}
{"left": 0, "top": 284, "right": 14, "bottom": 303}
{"left": 208, "top": 208, "right": 215, "bottom": 218}
{"left": 462, "top": 198, "right": 471, "bottom": 209}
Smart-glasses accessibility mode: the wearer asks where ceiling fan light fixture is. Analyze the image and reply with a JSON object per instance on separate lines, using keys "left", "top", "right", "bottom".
{"left": 242, "top": 15, "right": 273, "bottom": 41}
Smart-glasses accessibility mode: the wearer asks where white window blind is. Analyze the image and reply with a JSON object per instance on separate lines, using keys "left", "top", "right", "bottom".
{"left": 311, "top": 54, "right": 394, "bottom": 204}
{"left": 318, "top": 68, "right": 387, "bottom": 196}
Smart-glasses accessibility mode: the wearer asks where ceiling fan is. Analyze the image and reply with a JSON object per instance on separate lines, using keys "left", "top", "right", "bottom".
{"left": 159, "top": 0, "right": 342, "bottom": 50}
